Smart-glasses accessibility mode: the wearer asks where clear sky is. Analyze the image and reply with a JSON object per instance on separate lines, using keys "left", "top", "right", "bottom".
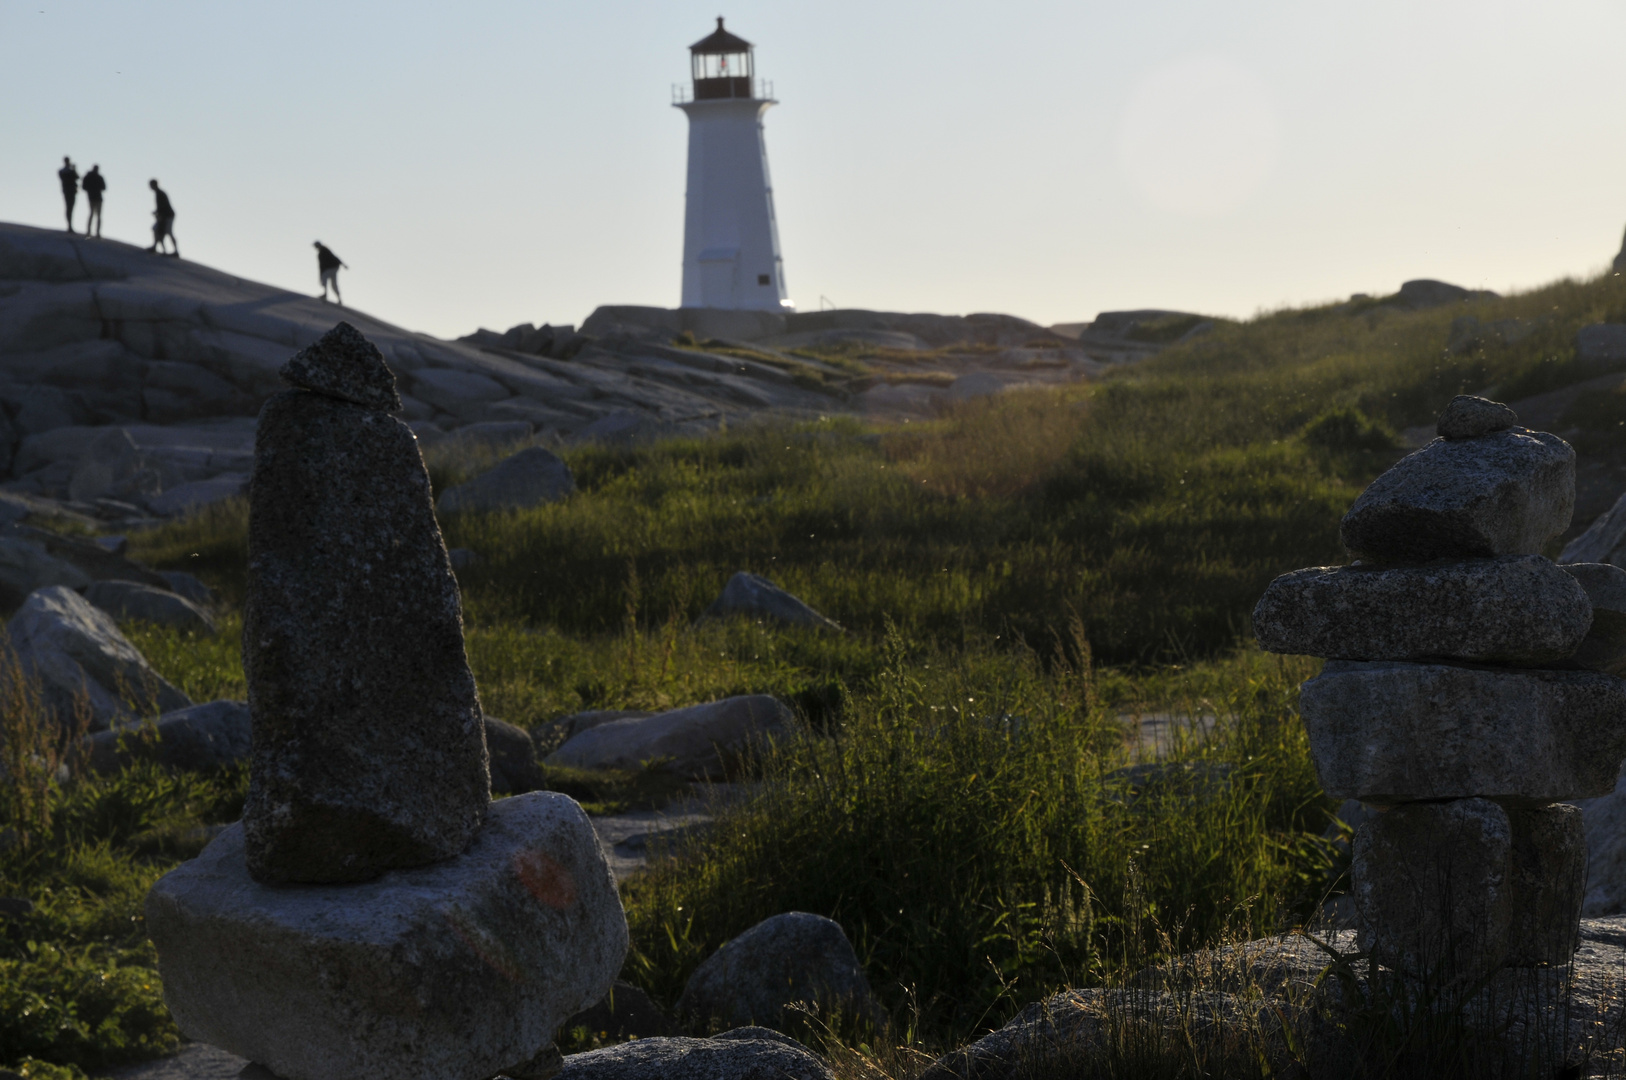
{"left": 4, "top": 1, "right": 1624, "bottom": 339}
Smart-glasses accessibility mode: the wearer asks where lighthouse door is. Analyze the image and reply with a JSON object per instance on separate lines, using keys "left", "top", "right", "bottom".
{"left": 696, "top": 245, "right": 739, "bottom": 307}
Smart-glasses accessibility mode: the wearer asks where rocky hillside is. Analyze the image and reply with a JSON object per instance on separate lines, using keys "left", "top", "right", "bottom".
{"left": 0, "top": 222, "right": 1148, "bottom": 526}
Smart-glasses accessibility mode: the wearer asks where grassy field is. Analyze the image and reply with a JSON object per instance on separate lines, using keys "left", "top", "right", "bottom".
{"left": 6, "top": 270, "right": 1626, "bottom": 1078}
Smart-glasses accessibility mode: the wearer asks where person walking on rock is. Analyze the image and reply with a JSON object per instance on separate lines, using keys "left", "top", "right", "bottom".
{"left": 57, "top": 157, "right": 79, "bottom": 232}
{"left": 148, "top": 179, "right": 178, "bottom": 256}
{"left": 82, "top": 165, "right": 106, "bottom": 238}
{"left": 313, "top": 241, "right": 346, "bottom": 304}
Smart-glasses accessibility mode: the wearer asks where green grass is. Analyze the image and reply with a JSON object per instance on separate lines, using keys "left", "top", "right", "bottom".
{"left": 16, "top": 266, "right": 1626, "bottom": 1076}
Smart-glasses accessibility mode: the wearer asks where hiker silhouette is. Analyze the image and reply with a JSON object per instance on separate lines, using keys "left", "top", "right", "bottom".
{"left": 148, "top": 179, "right": 178, "bottom": 257}
{"left": 314, "top": 241, "right": 347, "bottom": 304}
{"left": 57, "top": 157, "right": 78, "bottom": 232}
{"left": 82, "top": 166, "right": 106, "bottom": 238}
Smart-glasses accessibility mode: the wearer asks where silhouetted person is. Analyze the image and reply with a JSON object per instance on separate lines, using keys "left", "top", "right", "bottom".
{"left": 314, "top": 241, "right": 346, "bottom": 304}
{"left": 82, "top": 166, "right": 106, "bottom": 238}
{"left": 148, "top": 179, "right": 178, "bottom": 256}
{"left": 58, "top": 157, "right": 79, "bottom": 232}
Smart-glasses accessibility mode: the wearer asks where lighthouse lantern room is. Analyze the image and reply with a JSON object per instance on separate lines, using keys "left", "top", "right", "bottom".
{"left": 676, "top": 17, "right": 792, "bottom": 312}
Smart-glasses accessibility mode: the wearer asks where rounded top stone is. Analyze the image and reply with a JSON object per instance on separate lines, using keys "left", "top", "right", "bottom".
{"left": 280, "top": 322, "right": 402, "bottom": 412}
{"left": 1437, "top": 395, "right": 1517, "bottom": 440}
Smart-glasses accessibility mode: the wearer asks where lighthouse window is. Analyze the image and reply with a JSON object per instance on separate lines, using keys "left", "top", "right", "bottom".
{"left": 758, "top": 274, "right": 771, "bottom": 286}
{"left": 695, "top": 52, "right": 752, "bottom": 80}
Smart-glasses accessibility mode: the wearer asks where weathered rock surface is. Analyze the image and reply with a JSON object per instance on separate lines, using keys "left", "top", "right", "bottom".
{"left": 0, "top": 532, "right": 89, "bottom": 609}
{"left": 1435, "top": 394, "right": 1518, "bottom": 440}
{"left": 242, "top": 364, "right": 487, "bottom": 884}
{"left": 556, "top": 1029, "right": 833, "bottom": 1080}
{"left": 279, "top": 321, "right": 401, "bottom": 411}
{"left": 84, "top": 579, "right": 216, "bottom": 633}
{"left": 0, "top": 225, "right": 1122, "bottom": 518}
{"left": 1353, "top": 798, "right": 1514, "bottom": 978}
{"left": 1340, "top": 428, "right": 1575, "bottom": 563}
{"left": 158, "top": 570, "right": 213, "bottom": 607}
{"left": 67, "top": 427, "right": 160, "bottom": 504}
{"left": 85, "top": 699, "right": 250, "bottom": 774}
{"left": 921, "top": 921, "right": 1626, "bottom": 1080}
{"left": 676, "top": 912, "right": 880, "bottom": 1032}
{"left": 7, "top": 584, "right": 190, "bottom": 731}
{"left": 486, "top": 714, "right": 546, "bottom": 795}
{"left": 1558, "top": 562, "right": 1626, "bottom": 674}
{"left": 146, "top": 793, "right": 627, "bottom": 1080}
{"left": 1505, "top": 804, "right": 1587, "bottom": 965}
{"left": 545, "top": 695, "right": 794, "bottom": 780}
{"left": 1253, "top": 555, "right": 1590, "bottom": 663}
{"left": 1577, "top": 762, "right": 1626, "bottom": 919}
{"left": 1563, "top": 490, "right": 1626, "bottom": 566}
{"left": 1298, "top": 661, "right": 1626, "bottom": 805}
{"left": 699, "top": 572, "right": 842, "bottom": 631}
{"left": 436, "top": 447, "right": 574, "bottom": 515}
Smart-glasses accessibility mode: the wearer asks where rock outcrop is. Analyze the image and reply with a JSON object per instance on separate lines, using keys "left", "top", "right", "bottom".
{"left": 0, "top": 223, "right": 1117, "bottom": 521}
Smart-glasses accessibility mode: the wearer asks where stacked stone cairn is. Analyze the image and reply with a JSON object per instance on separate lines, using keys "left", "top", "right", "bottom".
{"left": 143, "top": 324, "right": 628, "bottom": 1080}
{"left": 1254, "top": 395, "right": 1626, "bottom": 981}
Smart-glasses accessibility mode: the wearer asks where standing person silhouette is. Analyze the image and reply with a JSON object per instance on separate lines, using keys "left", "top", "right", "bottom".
{"left": 313, "top": 241, "right": 346, "bottom": 304}
{"left": 81, "top": 166, "right": 106, "bottom": 238}
{"left": 57, "top": 157, "right": 79, "bottom": 232}
{"left": 148, "top": 179, "right": 178, "bottom": 256}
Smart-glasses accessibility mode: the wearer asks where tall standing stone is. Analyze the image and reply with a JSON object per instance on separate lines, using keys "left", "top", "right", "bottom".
{"left": 243, "top": 322, "right": 489, "bottom": 884}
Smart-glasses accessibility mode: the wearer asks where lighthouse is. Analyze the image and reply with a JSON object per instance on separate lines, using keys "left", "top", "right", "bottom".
{"left": 675, "top": 18, "right": 792, "bottom": 312}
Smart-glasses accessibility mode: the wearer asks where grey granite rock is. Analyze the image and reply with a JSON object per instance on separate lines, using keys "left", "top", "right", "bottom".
{"left": 159, "top": 570, "right": 214, "bottom": 607}
{"left": 699, "top": 572, "right": 842, "bottom": 631}
{"left": 1580, "top": 766, "right": 1626, "bottom": 916}
{"left": 1561, "top": 490, "right": 1626, "bottom": 565}
{"left": 7, "top": 584, "right": 191, "bottom": 732}
{"left": 1353, "top": 798, "right": 1513, "bottom": 979}
{"left": 1506, "top": 804, "right": 1587, "bottom": 966}
{"left": 1340, "top": 428, "right": 1574, "bottom": 563}
{"left": 146, "top": 793, "right": 626, "bottom": 1080}
{"left": 84, "top": 579, "right": 217, "bottom": 634}
{"left": 1436, "top": 395, "right": 1518, "bottom": 440}
{"left": 86, "top": 699, "right": 251, "bottom": 774}
{"left": 1253, "top": 555, "right": 1590, "bottom": 663}
{"left": 1559, "top": 562, "right": 1626, "bottom": 674}
{"left": 676, "top": 912, "right": 880, "bottom": 1032}
{"left": 0, "top": 532, "right": 89, "bottom": 611}
{"left": 486, "top": 714, "right": 546, "bottom": 795}
{"left": 556, "top": 1031, "right": 832, "bottom": 1080}
{"left": 1298, "top": 661, "right": 1626, "bottom": 805}
{"left": 545, "top": 695, "right": 794, "bottom": 781}
{"left": 921, "top": 920, "right": 1626, "bottom": 1080}
{"left": 279, "top": 321, "right": 402, "bottom": 412}
{"left": 242, "top": 388, "right": 487, "bottom": 884}
{"left": 436, "top": 447, "right": 575, "bottom": 515}
{"left": 67, "top": 427, "right": 160, "bottom": 504}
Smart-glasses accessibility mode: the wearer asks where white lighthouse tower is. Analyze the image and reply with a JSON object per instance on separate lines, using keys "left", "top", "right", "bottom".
{"left": 675, "top": 18, "right": 792, "bottom": 312}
